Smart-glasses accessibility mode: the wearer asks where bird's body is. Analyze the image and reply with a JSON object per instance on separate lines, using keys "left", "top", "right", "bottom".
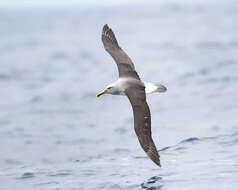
{"left": 97, "top": 24, "right": 167, "bottom": 167}
{"left": 105, "top": 79, "right": 167, "bottom": 96}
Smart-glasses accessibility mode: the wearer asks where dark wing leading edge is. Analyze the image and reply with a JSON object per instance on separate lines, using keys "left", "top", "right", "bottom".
{"left": 125, "top": 85, "right": 161, "bottom": 167}
{"left": 102, "top": 24, "right": 140, "bottom": 80}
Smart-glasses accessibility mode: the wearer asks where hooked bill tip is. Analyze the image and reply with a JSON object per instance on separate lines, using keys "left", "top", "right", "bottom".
{"left": 96, "top": 90, "right": 107, "bottom": 98}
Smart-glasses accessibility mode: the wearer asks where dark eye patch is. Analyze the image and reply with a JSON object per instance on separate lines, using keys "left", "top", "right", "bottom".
{"left": 108, "top": 87, "right": 112, "bottom": 89}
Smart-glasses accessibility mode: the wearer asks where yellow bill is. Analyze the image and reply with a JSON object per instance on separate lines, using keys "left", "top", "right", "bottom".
{"left": 96, "top": 89, "right": 107, "bottom": 98}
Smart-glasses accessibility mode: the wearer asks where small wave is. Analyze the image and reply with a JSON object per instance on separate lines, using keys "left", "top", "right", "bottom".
{"left": 18, "top": 172, "right": 35, "bottom": 179}
{"left": 35, "top": 181, "right": 59, "bottom": 186}
{"left": 141, "top": 176, "right": 163, "bottom": 189}
{"left": 47, "top": 170, "right": 72, "bottom": 177}
{"left": 159, "top": 137, "right": 199, "bottom": 152}
{"left": 134, "top": 156, "right": 147, "bottom": 160}
{"left": 81, "top": 169, "right": 96, "bottom": 176}
{"left": 179, "top": 137, "right": 200, "bottom": 144}
{"left": 158, "top": 132, "right": 238, "bottom": 153}
{"left": 158, "top": 146, "right": 170, "bottom": 152}
{"left": 98, "top": 183, "right": 124, "bottom": 190}
{"left": 174, "top": 147, "right": 186, "bottom": 151}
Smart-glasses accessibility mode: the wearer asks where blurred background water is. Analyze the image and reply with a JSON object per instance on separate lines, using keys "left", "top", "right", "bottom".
{"left": 0, "top": 0, "right": 238, "bottom": 189}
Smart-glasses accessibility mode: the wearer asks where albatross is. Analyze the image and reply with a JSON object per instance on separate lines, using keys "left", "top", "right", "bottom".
{"left": 97, "top": 24, "right": 167, "bottom": 167}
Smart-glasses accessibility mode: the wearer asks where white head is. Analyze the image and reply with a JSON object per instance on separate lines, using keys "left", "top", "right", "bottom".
{"left": 96, "top": 83, "right": 120, "bottom": 97}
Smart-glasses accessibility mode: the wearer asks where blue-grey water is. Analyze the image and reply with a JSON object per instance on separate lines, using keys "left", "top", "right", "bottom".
{"left": 0, "top": 1, "right": 238, "bottom": 189}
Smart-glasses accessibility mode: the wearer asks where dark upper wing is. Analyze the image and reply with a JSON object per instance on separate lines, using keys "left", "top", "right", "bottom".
{"left": 125, "top": 84, "right": 161, "bottom": 167}
{"left": 102, "top": 24, "right": 140, "bottom": 80}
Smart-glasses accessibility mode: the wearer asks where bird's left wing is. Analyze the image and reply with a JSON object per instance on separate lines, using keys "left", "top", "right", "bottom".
{"left": 102, "top": 24, "right": 140, "bottom": 80}
{"left": 125, "top": 84, "right": 161, "bottom": 167}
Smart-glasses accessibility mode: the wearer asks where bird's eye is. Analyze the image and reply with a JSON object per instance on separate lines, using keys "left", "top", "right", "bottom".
{"left": 108, "top": 87, "right": 112, "bottom": 89}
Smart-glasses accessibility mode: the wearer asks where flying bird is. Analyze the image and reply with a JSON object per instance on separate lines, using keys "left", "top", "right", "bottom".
{"left": 97, "top": 24, "right": 167, "bottom": 167}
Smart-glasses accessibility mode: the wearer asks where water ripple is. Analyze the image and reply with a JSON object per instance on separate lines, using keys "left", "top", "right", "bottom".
{"left": 18, "top": 172, "right": 35, "bottom": 179}
{"left": 159, "top": 132, "right": 238, "bottom": 152}
{"left": 141, "top": 176, "right": 163, "bottom": 190}
{"left": 47, "top": 170, "right": 72, "bottom": 177}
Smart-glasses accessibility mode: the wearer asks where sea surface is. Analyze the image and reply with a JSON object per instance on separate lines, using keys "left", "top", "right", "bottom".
{"left": 0, "top": 1, "right": 238, "bottom": 189}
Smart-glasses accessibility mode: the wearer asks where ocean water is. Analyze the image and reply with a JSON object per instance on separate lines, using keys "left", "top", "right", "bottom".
{"left": 0, "top": 1, "right": 238, "bottom": 190}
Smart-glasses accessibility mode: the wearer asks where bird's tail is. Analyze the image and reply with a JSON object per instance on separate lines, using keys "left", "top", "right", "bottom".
{"left": 145, "top": 82, "right": 167, "bottom": 94}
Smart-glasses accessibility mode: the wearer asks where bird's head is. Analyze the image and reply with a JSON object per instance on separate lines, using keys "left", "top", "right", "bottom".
{"left": 96, "top": 85, "right": 116, "bottom": 97}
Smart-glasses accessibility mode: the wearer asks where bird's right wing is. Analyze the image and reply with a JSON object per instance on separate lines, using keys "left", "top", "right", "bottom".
{"left": 102, "top": 24, "right": 140, "bottom": 80}
{"left": 125, "top": 85, "right": 161, "bottom": 167}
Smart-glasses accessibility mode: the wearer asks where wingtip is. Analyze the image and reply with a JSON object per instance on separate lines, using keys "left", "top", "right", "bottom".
{"left": 101, "top": 24, "right": 119, "bottom": 48}
{"left": 102, "top": 24, "right": 110, "bottom": 36}
{"left": 146, "top": 147, "right": 162, "bottom": 167}
{"left": 154, "top": 160, "right": 161, "bottom": 167}
{"left": 103, "top": 24, "right": 109, "bottom": 31}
